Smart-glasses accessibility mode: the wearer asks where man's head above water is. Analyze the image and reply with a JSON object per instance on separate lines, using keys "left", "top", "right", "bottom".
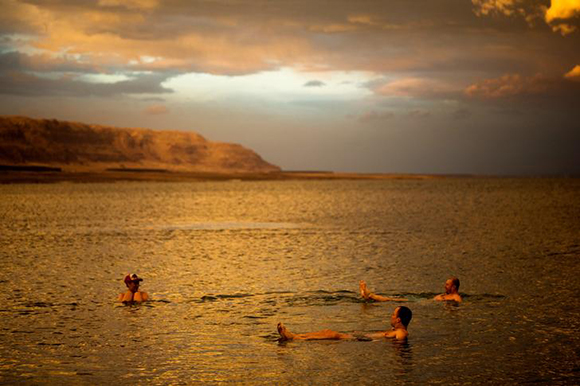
{"left": 124, "top": 273, "right": 143, "bottom": 293}
{"left": 435, "top": 276, "right": 462, "bottom": 303}
{"left": 119, "top": 273, "right": 149, "bottom": 302}
{"left": 445, "top": 277, "right": 460, "bottom": 294}
{"left": 392, "top": 306, "right": 413, "bottom": 329}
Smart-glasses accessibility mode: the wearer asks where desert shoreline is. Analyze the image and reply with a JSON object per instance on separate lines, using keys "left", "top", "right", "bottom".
{"left": 0, "top": 169, "right": 447, "bottom": 184}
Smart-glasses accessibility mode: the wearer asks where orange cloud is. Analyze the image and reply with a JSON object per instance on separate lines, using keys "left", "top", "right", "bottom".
{"left": 472, "top": 0, "right": 521, "bottom": 16}
{"left": 374, "top": 78, "right": 459, "bottom": 99}
{"left": 473, "top": 0, "right": 580, "bottom": 35}
{"left": 98, "top": 0, "right": 159, "bottom": 10}
{"left": 545, "top": 0, "right": 580, "bottom": 21}
{"left": 0, "top": 0, "right": 52, "bottom": 34}
{"left": 3, "top": 1, "right": 422, "bottom": 77}
{"left": 29, "top": 15, "right": 316, "bottom": 75}
{"left": 1, "top": 1, "right": 319, "bottom": 76}
{"left": 545, "top": 0, "right": 580, "bottom": 34}
{"left": 346, "top": 14, "right": 400, "bottom": 30}
{"left": 144, "top": 104, "right": 168, "bottom": 115}
{"left": 564, "top": 64, "right": 580, "bottom": 81}
{"left": 3, "top": 0, "right": 579, "bottom": 100}
{"left": 464, "top": 74, "right": 549, "bottom": 98}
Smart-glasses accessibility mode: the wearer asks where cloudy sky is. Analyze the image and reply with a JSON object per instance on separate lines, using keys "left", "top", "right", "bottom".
{"left": 1, "top": 0, "right": 579, "bottom": 175}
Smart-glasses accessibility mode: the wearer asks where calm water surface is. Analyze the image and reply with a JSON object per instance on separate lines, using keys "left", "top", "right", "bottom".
{"left": 0, "top": 179, "right": 579, "bottom": 384}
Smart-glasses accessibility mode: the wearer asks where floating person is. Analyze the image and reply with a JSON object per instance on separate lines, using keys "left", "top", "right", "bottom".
{"left": 359, "top": 280, "right": 408, "bottom": 302}
{"left": 434, "top": 277, "right": 462, "bottom": 303}
{"left": 118, "top": 273, "right": 149, "bottom": 302}
{"left": 277, "top": 306, "right": 412, "bottom": 342}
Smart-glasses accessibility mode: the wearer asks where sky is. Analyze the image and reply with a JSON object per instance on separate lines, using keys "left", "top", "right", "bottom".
{"left": 1, "top": 0, "right": 579, "bottom": 175}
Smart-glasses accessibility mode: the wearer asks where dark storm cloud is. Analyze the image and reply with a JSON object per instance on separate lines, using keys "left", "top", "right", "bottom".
{"left": 2, "top": 0, "right": 579, "bottom": 84}
{"left": 463, "top": 73, "right": 580, "bottom": 112}
{"left": 0, "top": 69, "right": 175, "bottom": 97}
{"left": 0, "top": 51, "right": 99, "bottom": 73}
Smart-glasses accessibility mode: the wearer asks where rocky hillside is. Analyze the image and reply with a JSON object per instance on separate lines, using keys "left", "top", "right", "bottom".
{"left": 0, "top": 116, "right": 280, "bottom": 173}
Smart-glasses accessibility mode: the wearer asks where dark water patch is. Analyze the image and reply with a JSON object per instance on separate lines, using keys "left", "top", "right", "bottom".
{"left": 544, "top": 249, "right": 580, "bottom": 259}
{"left": 462, "top": 293, "right": 506, "bottom": 300}
{"left": 199, "top": 295, "right": 218, "bottom": 302}
{"left": 200, "top": 293, "right": 254, "bottom": 302}
{"left": 23, "top": 301, "right": 54, "bottom": 308}
{"left": 0, "top": 164, "right": 61, "bottom": 172}
{"left": 312, "top": 289, "right": 354, "bottom": 295}
{"left": 116, "top": 301, "right": 153, "bottom": 308}
{"left": 280, "top": 291, "right": 361, "bottom": 307}
{"left": 159, "top": 222, "right": 301, "bottom": 231}
{"left": 263, "top": 291, "right": 294, "bottom": 295}
{"left": 216, "top": 293, "right": 253, "bottom": 299}
{"left": 17, "top": 310, "right": 37, "bottom": 316}
{"left": 259, "top": 332, "right": 280, "bottom": 341}
{"left": 151, "top": 299, "right": 171, "bottom": 304}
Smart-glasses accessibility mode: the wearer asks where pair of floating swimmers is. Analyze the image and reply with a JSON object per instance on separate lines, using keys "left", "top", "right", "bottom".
{"left": 278, "top": 277, "right": 461, "bottom": 342}
{"left": 360, "top": 277, "right": 462, "bottom": 303}
{"left": 117, "top": 273, "right": 462, "bottom": 342}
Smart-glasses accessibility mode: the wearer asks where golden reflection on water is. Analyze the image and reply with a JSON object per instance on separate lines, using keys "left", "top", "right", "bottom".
{"left": 0, "top": 179, "right": 579, "bottom": 383}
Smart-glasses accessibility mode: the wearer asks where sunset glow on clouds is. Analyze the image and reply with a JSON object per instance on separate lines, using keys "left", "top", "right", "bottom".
{"left": 564, "top": 64, "right": 580, "bottom": 80}
{"left": 472, "top": 0, "right": 580, "bottom": 34}
{"left": 1, "top": 0, "right": 579, "bottom": 174}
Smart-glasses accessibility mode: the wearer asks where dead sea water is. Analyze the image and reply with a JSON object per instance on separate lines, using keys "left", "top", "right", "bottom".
{"left": 0, "top": 178, "right": 579, "bottom": 384}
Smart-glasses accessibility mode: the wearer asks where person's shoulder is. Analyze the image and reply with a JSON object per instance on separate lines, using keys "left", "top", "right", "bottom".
{"left": 134, "top": 291, "right": 149, "bottom": 301}
{"left": 435, "top": 293, "right": 462, "bottom": 302}
{"left": 394, "top": 329, "right": 408, "bottom": 340}
{"left": 119, "top": 292, "right": 131, "bottom": 302}
{"left": 384, "top": 329, "right": 408, "bottom": 340}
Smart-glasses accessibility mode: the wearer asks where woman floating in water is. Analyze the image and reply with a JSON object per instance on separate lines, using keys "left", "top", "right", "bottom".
{"left": 277, "top": 306, "right": 412, "bottom": 342}
{"left": 118, "top": 273, "right": 149, "bottom": 303}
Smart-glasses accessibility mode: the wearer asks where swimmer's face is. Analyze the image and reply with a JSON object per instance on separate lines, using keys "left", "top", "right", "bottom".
{"left": 127, "top": 281, "right": 140, "bottom": 293}
{"left": 391, "top": 307, "right": 401, "bottom": 327}
{"left": 444, "top": 279, "right": 455, "bottom": 294}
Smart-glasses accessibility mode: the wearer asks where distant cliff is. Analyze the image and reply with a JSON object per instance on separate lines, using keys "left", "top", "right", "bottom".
{"left": 0, "top": 116, "right": 280, "bottom": 173}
